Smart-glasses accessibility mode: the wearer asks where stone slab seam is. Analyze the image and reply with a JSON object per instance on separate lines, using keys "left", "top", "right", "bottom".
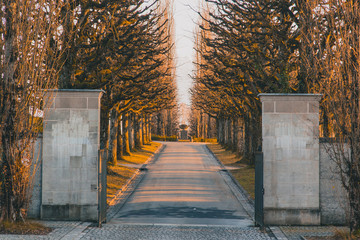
{"left": 269, "top": 227, "right": 289, "bottom": 240}
{"left": 108, "top": 222, "right": 264, "bottom": 228}
{"left": 60, "top": 222, "right": 92, "bottom": 240}
{"left": 205, "top": 144, "right": 288, "bottom": 240}
{"left": 53, "top": 222, "right": 83, "bottom": 240}
{"left": 107, "top": 143, "right": 166, "bottom": 221}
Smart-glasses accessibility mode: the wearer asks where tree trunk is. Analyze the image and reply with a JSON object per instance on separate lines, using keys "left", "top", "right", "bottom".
{"left": 216, "top": 118, "right": 220, "bottom": 143}
{"left": 196, "top": 114, "right": 200, "bottom": 138}
{"left": 161, "top": 112, "right": 166, "bottom": 136}
{"left": 134, "top": 113, "right": 142, "bottom": 149}
{"left": 58, "top": 2, "right": 75, "bottom": 89}
{"left": 139, "top": 114, "right": 144, "bottom": 146}
{"left": 122, "top": 113, "right": 131, "bottom": 155}
{"left": 141, "top": 113, "right": 148, "bottom": 145}
{"left": 228, "top": 118, "right": 232, "bottom": 148}
{"left": 156, "top": 113, "right": 162, "bottom": 136}
{"left": 237, "top": 118, "right": 243, "bottom": 155}
{"left": 147, "top": 114, "right": 152, "bottom": 142}
{"left": 217, "top": 118, "right": 224, "bottom": 145}
{"left": 128, "top": 113, "right": 134, "bottom": 151}
{"left": 108, "top": 109, "right": 118, "bottom": 165}
{"left": 166, "top": 109, "right": 171, "bottom": 136}
{"left": 58, "top": 57, "right": 73, "bottom": 89}
{"left": 1, "top": 4, "right": 16, "bottom": 160}
{"left": 0, "top": 6, "right": 21, "bottom": 222}
{"left": 143, "top": 114, "right": 148, "bottom": 144}
{"left": 232, "top": 118, "right": 238, "bottom": 152}
{"left": 224, "top": 118, "right": 229, "bottom": 146}
{"left": 100, "top": 107, "right": 109, "bottom": 150}
{"left": 203, "top": 113, "right": 208, "bottom": 139}
{"left": 244, "top": 116, "right": 250, "bottom": 159}
{"left": 117, "top": 114, "right": 123, "bottom": 160}
{"left": 321, "top": 104, "right": 330, "bottom": 138}
{"left": 200, "top": 112, "right": 203, "bottom": 138}
{"left": 207, "top": 115, "right": 212, "bottom": 139}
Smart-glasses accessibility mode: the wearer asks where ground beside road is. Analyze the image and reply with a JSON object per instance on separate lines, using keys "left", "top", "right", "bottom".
{"left": 0, "top": 141, "right": 274, "bottom": 240}
{"left": 207, "top": 143, "right": 354, "bottom": 240}
{"left": 108, "top": 142, "right": 253, "bottom": 226}
{"left": 107, "top": 142, "right": 162, "bottom": 203}
{"left": 207, "top": 143, "right": 255, "bottom": 199}
{"left": 98, "top": 141, "right": 275, "bottom": 240}
{"left": 1, "top": 141, "right": 352, "bottom": 239}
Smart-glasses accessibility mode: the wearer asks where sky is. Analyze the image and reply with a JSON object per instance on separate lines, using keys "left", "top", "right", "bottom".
{"left": 173, "top": 0, "right": 203, "bottom": 106}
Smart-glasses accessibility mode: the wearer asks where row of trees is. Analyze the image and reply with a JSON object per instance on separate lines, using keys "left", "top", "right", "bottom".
{"left": 191, "top": 0, "right": 360, "bottom": 231}
{"left": 0, "top": 0, "right": 65, "bottom": 223}
{"left": 151, "top": 108, "right": 179, "bottom": 137}
{"left": 101, "top": 0, "right": 177, "bottom": 165}
{"left": 189, "top": 109, "right": 216, "bottom": 140}
{"left": 0, "top": 0, "right": 177, "bottom": 222}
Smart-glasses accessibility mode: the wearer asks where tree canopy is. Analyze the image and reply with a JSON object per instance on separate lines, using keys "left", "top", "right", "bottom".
{"left": 0, "top": 0, "right": 177, "bottom": 222}
{"left": 191, "top": 0, "right": 360, "bottom": 231}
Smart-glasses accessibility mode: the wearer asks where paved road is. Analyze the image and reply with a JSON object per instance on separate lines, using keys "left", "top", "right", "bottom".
{"left": 110, "top": 142, "right": 252, "bottom": 226}
{"left": 80, "top": 142, "right": 274, "bottom": 239}
{"left": 0, "top": 142, "right": 275, "bottom": 240}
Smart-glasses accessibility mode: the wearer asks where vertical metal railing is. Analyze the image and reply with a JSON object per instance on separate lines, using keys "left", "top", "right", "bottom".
{"left": 255, "top": 152, "right": 264, "bottom": 227}
{"left": 98, "top": 149, "right": 107, "bottom": 227}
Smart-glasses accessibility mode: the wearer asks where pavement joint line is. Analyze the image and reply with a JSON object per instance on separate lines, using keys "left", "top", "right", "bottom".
{"left": 60, "top": 222, "right": 92, "bottom": 240}
{"left": 269, "top": 227, "right": 289, "bottom": 240}
{"left": 53, "top": 222, "right": 82, "bottom": 240}
{"left": 107, "top": 222, "right": 257, "bottom": 228}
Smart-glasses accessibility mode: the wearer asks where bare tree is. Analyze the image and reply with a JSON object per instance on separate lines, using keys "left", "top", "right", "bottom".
{"left": 0, "top": 0, "right": 65, "bottom": 222}
{"left": 308, "top": 0, "right": 360, "bottom": 232}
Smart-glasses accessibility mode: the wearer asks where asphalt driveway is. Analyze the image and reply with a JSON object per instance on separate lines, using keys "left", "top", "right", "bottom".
{"left": 109, "top": 142, "right": 252, "bottom": 227}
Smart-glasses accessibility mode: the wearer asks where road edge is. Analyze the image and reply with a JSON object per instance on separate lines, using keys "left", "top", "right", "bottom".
{"left": 204, "top": 144, "right": 254, "bottom": 211}
{"left": 204, "top": 144, "right": 288, "bottom": 240}
{"left": 107, "top": 143, "right": 166, "bottom": 221}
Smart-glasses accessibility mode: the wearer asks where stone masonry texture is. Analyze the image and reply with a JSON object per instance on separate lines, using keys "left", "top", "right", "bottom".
{"left": 27, "top": 136, "right": 43, "bottom": 219}
{"left": 41, "top": 90, "right": 103, "bottom": 221}
{"left": 319, "top": 142, "right": 349, "bottom": 225}
{"left": 259, "top": 94, "right": 322, "bottom": 225}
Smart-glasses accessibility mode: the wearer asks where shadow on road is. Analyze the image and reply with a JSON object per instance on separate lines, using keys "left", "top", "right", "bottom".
{"left": 116, "top": 206, "right": 246, "bottom": 219}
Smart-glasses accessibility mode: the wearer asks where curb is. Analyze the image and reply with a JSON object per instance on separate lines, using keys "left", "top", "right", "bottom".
{"left": 204, "top": 144, "right": 254, "bottom": 207}
{"left": 205, "top": 144, "right": 288, "bottom": 240}
{"left": 107, "top": 144, "right": 166, "bottom": 221}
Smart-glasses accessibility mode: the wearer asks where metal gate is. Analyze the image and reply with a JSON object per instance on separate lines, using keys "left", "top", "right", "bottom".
{"left": 255, "top": 152, "right": 264, "bottom": 227}
{"left": 98, "top": 149, "right": 107, "bottom": 227}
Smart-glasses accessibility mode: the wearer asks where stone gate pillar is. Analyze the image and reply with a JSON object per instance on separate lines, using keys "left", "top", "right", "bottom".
{"left": 41, "top": 90, "right": 103, "bottom": 221}
{"left": 259, "top": 93, "right": 322, "bottom": 225}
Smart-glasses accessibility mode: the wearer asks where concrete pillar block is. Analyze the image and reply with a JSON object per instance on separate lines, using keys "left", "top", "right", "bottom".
{"left": 259, "top": 93, "right": 322, "bottom": 225}
{"left": 41, "top": 90, "right": 103, "bottom": 222}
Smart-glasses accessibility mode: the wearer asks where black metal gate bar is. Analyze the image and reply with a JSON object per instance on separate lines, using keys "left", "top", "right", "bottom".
{"left": 255, "top": 152, "right": 264, "bottom": 227}
{"left": 98, "top": 149, "right": 107, "bottom": 227}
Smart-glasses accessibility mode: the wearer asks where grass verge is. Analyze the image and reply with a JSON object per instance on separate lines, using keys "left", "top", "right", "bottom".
{"left": 192, "top": 137, "right": 217, "bottom": 143}
{"left": 207, "top": 143, "right": 255, "bottom": 199}
{"left": 107, "top": 142, "right": 161, "bottom": 204}
{"left": 0, "top": 221, "right": 52, "bottom": 235}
